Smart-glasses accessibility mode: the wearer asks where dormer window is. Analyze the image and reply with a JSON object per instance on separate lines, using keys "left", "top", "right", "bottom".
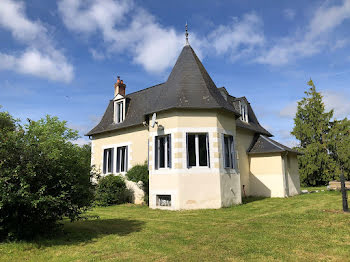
{"left": 239, "top": 100, "right": 248, "bottom": 123}
{"left": 114, "top": 99, "right": 125, "bottom": 123}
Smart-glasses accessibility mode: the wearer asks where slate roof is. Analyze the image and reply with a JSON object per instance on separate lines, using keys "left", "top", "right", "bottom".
{"left": 86, "top": 44, "right": 270, "bottom": 137}
{"left": 248, "top": 135, "right": 302, "bottom": 155}
{"left": 218, "top": 88, "right": 272, "bottom": 137}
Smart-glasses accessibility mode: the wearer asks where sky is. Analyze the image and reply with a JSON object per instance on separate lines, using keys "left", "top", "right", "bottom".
{"left": 1, "top": 0, "right": 350, "bottom": 147}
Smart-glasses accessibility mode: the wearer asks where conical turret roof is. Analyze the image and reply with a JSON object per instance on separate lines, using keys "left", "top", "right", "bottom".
{"left": 145, "top": 45, "right": 240, "bottom": 115}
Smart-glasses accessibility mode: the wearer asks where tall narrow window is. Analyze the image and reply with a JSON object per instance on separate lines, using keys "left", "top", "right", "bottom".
{"left": 116, "top": 146, "right": 128, "bottom": 173}
{"left": 187, "top": 133, "right": 210, "bottom": 167}
{"left": 115, "top": 101, "right": 124, "bottom": 123}
{"left": 239, "top": 100, "right": 248, "bottom": 123}
{"left": 103, "top": 148, "right": 113, "bottom": 174}
{"left": 223, "top": 135, "right": 235, "bottom": 168}
{"left": 155, "top": 135, "right": 171, "bottom": 169}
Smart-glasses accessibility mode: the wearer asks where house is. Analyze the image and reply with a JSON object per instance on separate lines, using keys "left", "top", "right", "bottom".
{"left": 86, "top": 34, "right": 301, "bottom": 210}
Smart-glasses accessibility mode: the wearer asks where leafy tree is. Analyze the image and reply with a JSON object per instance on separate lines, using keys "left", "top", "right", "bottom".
{"left": 126, "top": 163, "right": 149, "bottom": 204}
{"left": 0, "top": 106, "right": 16, "bottom": 132}
{"left": 0, "top": 115, "right": 95, "bottom": 240}
{"left": 291, "top": 80, "right": 336, "bottom": 186}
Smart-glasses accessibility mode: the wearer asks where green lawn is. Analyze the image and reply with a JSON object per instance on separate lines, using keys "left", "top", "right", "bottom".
{"left": 1, "top": 191, "right": 349, "bottom": 262}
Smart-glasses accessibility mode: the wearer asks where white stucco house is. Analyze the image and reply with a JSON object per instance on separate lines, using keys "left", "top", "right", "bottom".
{"left": 86, "top": 35, "right": 301, "bottom": 210}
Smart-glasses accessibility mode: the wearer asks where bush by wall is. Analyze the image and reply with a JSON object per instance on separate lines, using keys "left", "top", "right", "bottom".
{"left": 126, "top": 163, "right": 149, "bottom": 204}
{"left": 95, "top": 175, "right": 128, "bottom": 206}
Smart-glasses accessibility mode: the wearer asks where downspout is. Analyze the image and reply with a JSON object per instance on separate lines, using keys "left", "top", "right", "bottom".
{"left": 281, "top": 152, "right": 289, "bottom": 197}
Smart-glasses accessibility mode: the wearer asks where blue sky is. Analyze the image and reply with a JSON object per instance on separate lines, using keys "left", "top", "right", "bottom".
{"left": 1, "top": 0, "right": 350, "bottom": 146}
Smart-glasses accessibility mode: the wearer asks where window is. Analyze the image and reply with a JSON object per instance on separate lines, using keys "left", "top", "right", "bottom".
{"left": 103, "top": 148, "right": 113, "bottom": 174}
{"left": 239, "top": 100, "right": 248, "bottom": 123}
{"left": 156, "top": 195, "right": 171, "bottom": 207}
{"left": 223, "top": 135, "right": 235, "bottom": 168}
{"left": 187, "top": 133, "right": 210, "bottom": 167}
{"left": 115, "top": 100, "right": 124, "bottom": 123}
{"left": 155, "top": 135, "right": 171, "bottom": 169}
{"left": 116, "top": 146, "right": 128, "bottom": 173}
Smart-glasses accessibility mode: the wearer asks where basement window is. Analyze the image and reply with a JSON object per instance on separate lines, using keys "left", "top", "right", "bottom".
{"left": 156, "top": 195, "right": 171, "bottom": 207}
{"left": 116, "top": 146, "right": 128, "bottom": 173}
{"left": 103, "top": 148, "right": 113, "bottom": 174}
{"left": 114, "top": 100, "right": 124, "bottom": 123}
{"left": 239, "top": 100, "right": 248, "bottom": 123}
{"left": 187, "top": 133, "right": 210, "bottom": 167}
{"left": 223, "top": 135, "right": 235, "bottom": 169}
{"left": 155, "top": 135, "right": 171, "bottom": 169}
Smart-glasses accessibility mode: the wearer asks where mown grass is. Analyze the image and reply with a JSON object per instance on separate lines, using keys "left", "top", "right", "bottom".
{"left": 1, "top": 191, "right": 349, "bottom": 261}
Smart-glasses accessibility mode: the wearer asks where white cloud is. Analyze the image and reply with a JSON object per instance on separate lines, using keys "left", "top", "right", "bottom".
{"left": 209, "top": 13, "right": 265, "bottom": 61}
{"left": 283, "top": 9, "right": 296, "bottom": 20}
{"left": 279, "top": 90, "right": 350, "bottom": 119}
{"left": 0, "top": 0, "right": 73, "bottom": 82}
{"left": 257, "top": 0, "right": 350, "bottom": 66}
{"left": 323, "top": 90, "right": 350, "bottom": 119}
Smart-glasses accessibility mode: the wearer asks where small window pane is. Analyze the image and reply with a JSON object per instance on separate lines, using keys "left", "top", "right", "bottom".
{"left": 224, "top": 136, "right": 230, "bottom": 168}
{"left": 188, "top": 134, "right": 196, "bottom": 166}
{"left": 198, "top": 134, "right": 208, "bottom": 166}
{"left": 159, "top": 137, "right": 165, "bottom": 168}
{"left": 121, "top": 147, "right": 126, "bottom": 172}
{"left": 157, "top": 195, "right": 171, "bottom": 206}
{"left": 167, "top": 135, "right": 171, "bottom": 168}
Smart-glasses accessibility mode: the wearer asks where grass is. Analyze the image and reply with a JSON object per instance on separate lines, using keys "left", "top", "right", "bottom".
{"left": 1, "top": 191, "right": 350, "bottom": 261}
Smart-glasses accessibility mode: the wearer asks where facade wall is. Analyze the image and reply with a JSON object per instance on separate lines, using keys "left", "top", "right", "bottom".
{"left": 236, "top": 128, "right": 255, "bottom": 196}
{"left": 91, "top": 125, "right": 148, "bottom": 204}
{"left": 249, "top": 153, "right": 285, "bottom": 197}
{"left": 286, "top": 153, "right": 301, "bottom": 196}
{"left": 148, "top": 109, "right": 241, "bottom": 210}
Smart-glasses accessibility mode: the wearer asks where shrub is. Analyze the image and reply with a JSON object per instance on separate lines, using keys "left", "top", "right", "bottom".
{"left": 95, "top": 175, "right": 128, "bottom": 206}
{"left": 0, "top": 115, "right": 95, "bottom": 240}
{"left": 126, "top": 163, "right": 149, "bottom": 204}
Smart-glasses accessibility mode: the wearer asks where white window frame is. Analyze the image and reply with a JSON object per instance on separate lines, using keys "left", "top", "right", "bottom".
{"left": 114, "top": 99, "right": 125, "bottom": 124}
{"left": 155, "top": 134, "right": 171, "bottom": 169}
{"left": 103, "top": 148, "right": 114, "bottom": 174}
{"left": 239, "top": 100, "right": 248, "bottom": 123}
{"left": 223, "top": 134, "right": 235, "bottom": 169}
{"left": 186, "top": 133, "right": 210, "bottom": 168}
{"left": 116, "top": 146, "right": 128, "bottom": 173}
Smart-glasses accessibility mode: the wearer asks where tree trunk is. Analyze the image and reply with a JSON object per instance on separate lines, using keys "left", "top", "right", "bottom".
{"left": 340, "top": 172, "right": 349, "bottom": 212}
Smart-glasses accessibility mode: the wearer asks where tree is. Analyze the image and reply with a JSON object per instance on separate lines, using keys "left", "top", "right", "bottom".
{"left": 291, "top": 80, "right": 336, "bottom": 186}
{"left": 0, "top": 106, "right": 16, "bottom": 132}
{"left": 328, "top": 118, "right": 350, "bottom": 212}
{"left": 0, "top": 115, "right": 95, "bottom": 240}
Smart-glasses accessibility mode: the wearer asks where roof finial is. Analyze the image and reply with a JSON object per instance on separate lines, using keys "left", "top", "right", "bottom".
{"left": 185, "top": 22, "right": 189, "bottom": 45}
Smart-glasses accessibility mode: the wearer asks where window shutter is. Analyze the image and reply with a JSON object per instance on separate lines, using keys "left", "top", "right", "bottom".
{"left": 186, "top": 133, "right": 189, "bottom": 168}
{"left": 167, "top": 135, "right": 172, "bottom": 168}
{"left": 103, "top": 149, "right": 107, "bottom": 174}
{"left": 221, "top": 134, "right": 226, "bottom": 168}
{"left": 230, "top": 136, "right": 234, "bottom": 168}
{"left": 154, "top": 137, "right": 158, "bottom": 170}
{"left": 125, "top": 146, "right": 128, "bottom": 172}
{"left": 206, "top": 133, "right": 210, "bottom": 167}
{"left": 116, "top": 148, "right": 120, "bottom": 173}
{"left": 110, "top": 148, "right": 114, "bottom": 173}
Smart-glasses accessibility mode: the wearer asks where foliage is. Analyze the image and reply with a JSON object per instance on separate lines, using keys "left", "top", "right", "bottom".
{"left": 126, "top": 163, "right": 149, "bottom": 204}
{"left": 291, "top": 80, "right": 336, "bottom": 186}
{"left": 0, "top": 115, "right": 95, "bottom": 240}
{"left": 328, "top": 118, "right": 350, "bottom": 180}
{"left": 0, "top": 106, "right": 16, "bottom": 132}
{"left": 95, "top": 175, "right": 128, "bottom": 206}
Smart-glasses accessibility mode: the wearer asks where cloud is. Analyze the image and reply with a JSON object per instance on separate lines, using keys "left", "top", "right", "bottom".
{"left": 257, "top": 0, "right": 350, "bottom": 66}
{"left": 0, "top": 0, "right": 73, "bottom": 82}
{"left": 209, "top": 13, "right": 265, "bottom": 61}
{"left": 283, "top": 9, "right": 296, "bottom": 20}
{"left": 58, "top": 0, "right": 186, "bottom": 74}
{"left": 279, "top": 90, "right": 350, "bottom": 119}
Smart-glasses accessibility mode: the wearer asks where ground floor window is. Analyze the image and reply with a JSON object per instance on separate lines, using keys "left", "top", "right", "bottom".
{"left": 223, "top": 135, "right": 235, "bottom": 168}
{"left": 103, "top": 148, "right": 113, "bottom": 174}
{"left": 187, "top": 133, "right": 210, "bottom": 167}
{"left": 155, "top": 134, "right": 171, "bottom": 169}
{"left": 156, "top": 195, "right": 171, "bottom": 206}
{"left": 116, "top": 146, "right": 128, "bottom": 173}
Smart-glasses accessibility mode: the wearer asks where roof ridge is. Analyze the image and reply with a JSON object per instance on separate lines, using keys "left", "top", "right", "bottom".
{"left": 126, "top": 82, "right": 165, "bottom": 96}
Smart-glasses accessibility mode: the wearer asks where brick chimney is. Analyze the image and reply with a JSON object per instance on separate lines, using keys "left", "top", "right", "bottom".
{"left": 114, "top": 76, "right": 126, "bottom": 97}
